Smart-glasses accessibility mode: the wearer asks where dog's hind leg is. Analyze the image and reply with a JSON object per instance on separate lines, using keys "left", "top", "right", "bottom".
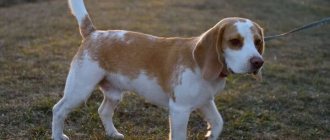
{"left": 52, "top": 53, "right": 105, "bottom": 140}
{"left": 98, "top": 81, "right": 124, "bottom": 139}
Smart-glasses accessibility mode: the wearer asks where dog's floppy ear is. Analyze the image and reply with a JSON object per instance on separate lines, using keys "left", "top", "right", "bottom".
{"left": 253, "top": 22, "right": 265, "bottom": 81}
{"left": 193, "top": 22, "right": 227, "bottom": 81}
{"left": 254, "top": 22, "right": 265, "bottom": 55}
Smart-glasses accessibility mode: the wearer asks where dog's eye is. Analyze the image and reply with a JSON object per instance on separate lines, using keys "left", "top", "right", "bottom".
{"left": 229, "top": 39, "right": 242, "bottom": 47}
{"left": 254, "top": 39, "right": 262, "bottom": 46}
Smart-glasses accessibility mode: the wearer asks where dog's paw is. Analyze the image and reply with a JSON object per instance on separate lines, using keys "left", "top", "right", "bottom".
{"left": 107, "top": 132, "right": 124, "bottom": 140}
{"left": 205, "top": 131, "right": 216, "bottom": 140}
{"left": 52, "top": 134, "right": 69, "bottom": 140}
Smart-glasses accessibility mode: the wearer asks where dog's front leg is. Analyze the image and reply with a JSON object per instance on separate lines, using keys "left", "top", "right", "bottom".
{"left": 169, "top": 99, "right": 191, "bottom": 140}
{"left": 198, "top": 100, "right": 223, "bottom": 140}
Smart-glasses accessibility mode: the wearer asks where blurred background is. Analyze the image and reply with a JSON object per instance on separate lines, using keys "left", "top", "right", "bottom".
{"left": 0, "top": 0, "right": 329, "bottom": 139}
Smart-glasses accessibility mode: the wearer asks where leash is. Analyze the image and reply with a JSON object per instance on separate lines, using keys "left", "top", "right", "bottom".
{"left": 264, "top": 17, "right": 330, "bottom": 41}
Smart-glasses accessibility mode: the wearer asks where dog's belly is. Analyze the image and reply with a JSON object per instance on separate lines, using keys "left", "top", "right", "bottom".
{"left": 106, "top": 72, "right": 169, "bottom": 107}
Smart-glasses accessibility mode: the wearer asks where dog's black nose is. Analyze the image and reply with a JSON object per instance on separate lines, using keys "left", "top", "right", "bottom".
{"left": 250, "top": 56, "right": 264, "bottom": 69}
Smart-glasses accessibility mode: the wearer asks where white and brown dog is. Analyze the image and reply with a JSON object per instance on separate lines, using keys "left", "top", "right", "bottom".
{"left": 52, "top": 0, "right": 265, "bottom": 139}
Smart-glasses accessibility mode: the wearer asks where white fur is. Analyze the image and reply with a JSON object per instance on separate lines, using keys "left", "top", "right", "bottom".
{"left": 101, "top": 67, "right": 226, "bottom": 140}
{"left": 104, "top": 68, "right": 225, "bottom": 109}
{"left": 106, "top": 72, "right": 169, "bottom": 107}
{"left": 68, "top": 0, "right": 89, "bottom": 26}
{"left": 173, "top": 68, "right": 225, "bottom": 108}
{"left": 169, "top": 69, "right": 225, "bottom": 140}
{"left": 147, "top": 35, "right": 157, "bottom": 41}
{"left": 91, "top": 31, "right": 108, "bottom": 40}
{"left": 91, "top": 30, "right": 127, "bottom": 41}
{"left": 96, "top": 68, "right": 223, "bottom": 140}
{"left": 52, "top": 51, "right": 105, "bottom": 140}
{"left": 52, "top": 58, "right": 226, "bottom": 140}
{"left": 112, "top": 30, "right": 127, "bottom": 41}
{"left": 224, "top": 20, "right": 262, "bottom": 73}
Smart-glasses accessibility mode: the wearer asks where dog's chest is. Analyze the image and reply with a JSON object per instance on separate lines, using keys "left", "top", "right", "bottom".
{"left": 172, "top": 69, "right": 226, "bottom": 108}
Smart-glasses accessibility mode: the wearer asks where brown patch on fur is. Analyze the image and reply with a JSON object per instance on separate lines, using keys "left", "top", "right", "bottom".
{"left": 250, "top": 23, "right": 265, "bottom": 54}
{"left": 83, "top": 31, "right": 197, "bottom": 96}
{"left": 193, "top": 20, "right": 228, "bottom": 80}
{"left": 228, "top": 35, "right": 244, "bottom": 49}
{"left": 220, "top": 19, "right": 245, "bottom": 50}
{"left": 80, "top": 15, "right": 96, "bottom": 39}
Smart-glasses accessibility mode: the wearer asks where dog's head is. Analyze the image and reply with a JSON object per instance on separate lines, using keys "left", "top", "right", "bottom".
{"left": 193, "top": 17, "right": 265, "bottom": 81}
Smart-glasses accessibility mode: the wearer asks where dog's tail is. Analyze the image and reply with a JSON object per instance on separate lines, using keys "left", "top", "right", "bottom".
{"left": 68, "top": 0, "right": 95, "bottom": 39}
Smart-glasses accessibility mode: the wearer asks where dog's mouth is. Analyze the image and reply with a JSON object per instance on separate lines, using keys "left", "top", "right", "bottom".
{"left": 219, "top": 68, "right": 260, "bottom": 79}
{"left": 227, "top": 68, "right": 259, "bottom": 75}
{"left": 251, "top": 66, "right": 263, "bottom": 75}
{"left": 252, "top": 69, "right": 259, "bottom": 75}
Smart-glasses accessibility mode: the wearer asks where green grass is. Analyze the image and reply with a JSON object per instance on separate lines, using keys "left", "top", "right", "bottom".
{"left": 0, "top": 0, "right": 329, "bottom": 139}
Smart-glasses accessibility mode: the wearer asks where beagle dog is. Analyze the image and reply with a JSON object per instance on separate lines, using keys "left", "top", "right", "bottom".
{"left": 52, "top": 0, "right": 265, "bottom": 140}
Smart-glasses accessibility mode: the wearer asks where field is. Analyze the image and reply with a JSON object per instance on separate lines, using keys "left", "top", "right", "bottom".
{"left": 0, "top": 0, "right": 329, "bottom": 139}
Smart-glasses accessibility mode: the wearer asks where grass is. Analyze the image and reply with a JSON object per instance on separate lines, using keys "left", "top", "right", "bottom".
{"left": 0, "top": 0, "right": 329, "bottom": 139}
{"left": 0, "top": 0, "right": 45, "bottom": 7}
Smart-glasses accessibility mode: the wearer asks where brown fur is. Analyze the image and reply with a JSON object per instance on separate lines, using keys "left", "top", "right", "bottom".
{"left": 82, "top": 31, "right": 197, "bottom": 94}
{"left": 80, "top": 15, "right": 96, "bottom": 38}
{"left": 250, "top": 23, "right": 265, "bottom": 54}
{"left": 193, "top": 20, "right": 227, "bottom": 80}
{"left": 75, "top": 17, "right": 264, "bottom": 97}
